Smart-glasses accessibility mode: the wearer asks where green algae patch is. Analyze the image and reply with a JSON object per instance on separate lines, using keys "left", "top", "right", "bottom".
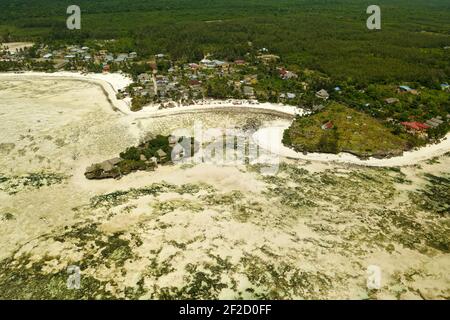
{"left": 0, "top": 172, "right": 67, "bottom": 195}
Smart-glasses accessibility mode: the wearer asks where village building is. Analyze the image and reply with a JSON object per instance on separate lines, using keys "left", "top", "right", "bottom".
{"left": 188, "top": 63, "right": 200, "bottom": 70}
{"left": 398, "top": 85, "right": 418, "bottom": 95}
{"left": 115, "top": 53, "right": 128, "bottom": 63}
{"left": 105, "top": 54, "right": 114, "bottom": 62}
{"left": 156, "top": 149, "right": 168, "bottom": 161}
{"left": 385, "top": 98, "right": 400, "bottom": 104}
{"left": 243, "top": 86, "right": 255, "bottom": 98}
{"left": 280, "top": 93, "right": 296, "bottom": 100}
{"left": 401, "top": 122, "right": 430, "bottom": 138}
{"left": 243, "top": 74, "right": 258, "bottom": 85}
{"left": 138, "top": 73, "right": 152, "bottom": 83}
{"left": 278, "top": 68, "right": 298, "bottom": 80}
{"left": 258, "top": 54, "right": 280, "bottom": 63}
{"left": 321, "top": 121, "right": 334, "bottom": 130}
{"left": 312, "top": 104, "right": 326, "bottom": 112}
{"left": 425, "top": 116, "right": 444, "bottom": 128}
{"left": 316, "top": 89, "right": 329, "bottom": 100}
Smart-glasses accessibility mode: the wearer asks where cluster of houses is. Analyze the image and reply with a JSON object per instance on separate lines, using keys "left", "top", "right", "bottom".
{"left": 129, "top": 52, "right": 297, "bottom": 105}
{"left": 278, "top": 67, "right": 298, "bottom": 80}
{"left": 400, "top": 115, "right": 449, "bottom": 138}
{"left": 22, "top": 44, "right": 139, "bottom": 71}
{"left": 0, "top": 49, "right": 21, "bottom": 62}
{"left": 4, "top": 43, "right": 449, "bottom": 140}
{"left": 425, "top": 116, "right": 445, "bottom": 128}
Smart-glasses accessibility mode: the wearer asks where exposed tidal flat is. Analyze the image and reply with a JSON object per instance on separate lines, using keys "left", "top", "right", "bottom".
{"left": 0, "top": 77, "right": 449, "bottom": 299}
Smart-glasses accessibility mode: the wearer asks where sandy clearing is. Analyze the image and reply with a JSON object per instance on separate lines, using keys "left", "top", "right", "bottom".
{"left": 1, "top": 42, "right": 34, "bottom": 53}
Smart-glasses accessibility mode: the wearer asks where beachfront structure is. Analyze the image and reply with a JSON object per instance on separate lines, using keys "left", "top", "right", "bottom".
{"left": 156, "top": 149, "right": 167, "bottom": 161}
{"left": 425, "top": 117, "right": 444, "bottom": 128}
{"left": 401, "top": 122, "right": 430, "bottom": 137}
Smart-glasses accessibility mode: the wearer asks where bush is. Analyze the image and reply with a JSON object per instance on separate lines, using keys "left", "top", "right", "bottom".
{"left": 120, "top": 147, "right": 141, "bottom": 161}
{"left": 117, "top": 160, "right": 147, "bottom": 175}
{"left": 317, "top": 128, "right": 339, "bottom": 154}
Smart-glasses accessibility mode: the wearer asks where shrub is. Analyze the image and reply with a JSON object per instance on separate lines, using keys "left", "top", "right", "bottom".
{"left": 118, "top": 160, "right": 147, "bottom": 175}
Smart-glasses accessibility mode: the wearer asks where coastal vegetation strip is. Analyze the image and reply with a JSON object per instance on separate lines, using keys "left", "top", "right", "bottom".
{"left": 0, "top": 172, "right": 67, "bottom": 195}
{"left": 282, "top": 103, "right": 411, "bottom": 159}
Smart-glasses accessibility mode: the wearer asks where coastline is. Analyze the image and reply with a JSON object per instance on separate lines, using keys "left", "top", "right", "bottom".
{"left": 1, "top": 71, "right": 449, "bottom": 167}
{"left": 253, "top": 125, "right": 450, "bottom": 167}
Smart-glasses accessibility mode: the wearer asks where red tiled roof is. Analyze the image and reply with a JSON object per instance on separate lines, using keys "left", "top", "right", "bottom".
{"left": 189, "top": 80, "right": 201, "bottom": 86}
{"left": 279, "top": 68, "right": 287, "bottom": 75}
{"left": 401, "top": 122, "right": 429, "bottom": 131}
{"left": 322, "top": 121, "right": 334, "bottom": 130}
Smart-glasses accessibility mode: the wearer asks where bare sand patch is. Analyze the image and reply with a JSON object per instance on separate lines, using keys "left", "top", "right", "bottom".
{"left": 1, "top": 42, "right": 34, "bottom": 53}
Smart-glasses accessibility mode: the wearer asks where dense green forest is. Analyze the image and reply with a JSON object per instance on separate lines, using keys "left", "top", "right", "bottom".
{"left": 1, "top": 0, "right": 449, "bottom": 85}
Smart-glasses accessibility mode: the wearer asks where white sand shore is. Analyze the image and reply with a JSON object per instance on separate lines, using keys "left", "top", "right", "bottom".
{"left": 1, "top": 71, "right": 449, "bottom": 167}
{"left": 0, "top": 71, "right": 133, "bottom": 114}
